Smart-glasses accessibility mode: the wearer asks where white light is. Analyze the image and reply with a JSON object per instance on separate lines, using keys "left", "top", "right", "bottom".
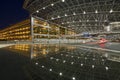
{"left": 95, "top": 19, "right": 98, "bottom": 22}
{"left": 81, "top": 63, "right": 83, "bottom": 66}
{"left": 102, "top": 59, "right": 104, "bottom": 61}
{"left": 57, "top": 15, "right": 60, "bottom": 18}
{"left": 63, "top": 60, "right": 66, "bottom": 63}
{"left": 105, "top": 67, "right": 109, "bottom": 70}
{"left": 110, "top": 9, "right": 113, "bottom": 13}
{"left": 51, "top": 3, "right": 54, "bottom": 6}
{"left": 104, "top": 20, "right": 107, "bottom": 22}
{"left": 65, "top": 14, "right": 68, "bottom": 16}
{"left": 49, "top": 69, "right": 52, "bottom": 71}
{"left": 73, "top": 21, "right": 75, "bottom": 23}
{"left": 107, "top": 26, "right": 110, "bottom": 31}
{"left": 62, "top": 23, "right": 64, "bottom": 24}
{"left": 43, "top": 7, "right": 46, "bottom": 9}
{"left": 51, "top": 17, "right": 54, "bottom": 20}
{"left": 78, "top": 57, "right": 80, "bottom": 59}
{"left": 87, "top": 20, "right": 89, "bottom": 22}
{"left": 71, "top": 62, "right": 74, "bottom": 65}
{"left": 59, "top": 72, "right": 62, "bottom": 76}
{"left": 50, "top": 57, "right": 53, "bottom": 60}
{"left": 62, "top": 0, "right": 65, "bottom": 2}
{"left": 83, "top": 11, "right": 86, "bottom": 14}
{"left": 85, "top": 57, "right": 87, "bottom": 60}
{"left": 36, "top": 10, "right": 39, "bottom": 13}
{"left": 42, "top": 65, "right": 45, "bottom": 68}
{"left": 95, "top": 10, "right": 98, "bottom": 13}
{"left": 35, "top": 62, "right": 38, "bottom": 65}
{"left": 72, "top": 77, "right": 76, "bottom": 80}
{"left": 73, "top": 12, "right": 76, "bottom": 15}
{"left": 71, "top": 56, "right": 73, "bottom": 58}
{"left": 67, "top": 21, "right": 70, "bottom": 23}
{"left": 66, "top": 55, "right": 68, "bottom": 57}
{"left": 93, "top": 58, "right": 95, "bottom": 60}
{"left": 61, "top": 54, "right": 63, "bottom": 56}
{"left": 92, "top": 65, "right": 95, "bottom": 68}
{"left": 56, "top": 59, "right": 59, "bottom": 61}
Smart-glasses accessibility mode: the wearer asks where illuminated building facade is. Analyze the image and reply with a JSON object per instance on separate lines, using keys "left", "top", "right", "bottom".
{"left": 0, "top": 19, "right": 31, "bottom": 41}
{"left": 0, "top": 18, "right": 75, "bottom": 41}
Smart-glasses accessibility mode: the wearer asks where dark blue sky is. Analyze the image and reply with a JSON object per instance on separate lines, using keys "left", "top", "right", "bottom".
{"left": 0, "top": 0, "right": 29, "bottom": 29}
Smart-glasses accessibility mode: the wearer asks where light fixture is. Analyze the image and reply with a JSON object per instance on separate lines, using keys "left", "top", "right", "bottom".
{"left": 57, "top": 15, "right": 60, "bottom": 18}
{"left": 95, "top": 19, "right": 98, "bottom": 22}
{"left": 73, "top": 12, "right": 76, "bottom": 15}
{"left": 83, "top": 11, "right": 86, "bottom": 14}
{"left": 92, "top": 65, "right": 95, "bottom": 68}
{"left": 62, "top": 0, "right": 65, "bottom": 2}
{"left": 59, "top": 72, "right": 62, "bottom": 76}
{"left": 49, "top": 69, "right": 52, "bottom": 71}
{"left": 36, "top": 10, "right": 39, "bottom": 13}
{"left": 35, "top": 62, "right": 38, "bottom": 65}
{"left": 63, "top": 60, "right": 66, "bottom": 63}
{"left": 71, "top": 62, "right": 74, "bottom": 65}
{"left": 105, "top": 67, "right": 109, "bottom": 70}
{"left": 67, "top": 21, "right": 70, "bottom": 23}
{"left": 50, "top": 57, "right": 53, "bottom": 59}
{"left": 42, "top": 65, "right": 45, "bottom": 68}
{"left": 72, "top": 77, "right": 76, "bottom": 80}
{"left": 43, "top": 7, "right": 46, "bottom": 10}
{"left": 95, "top": 10, "right": 98, "bottom": 13}
{"left": 51, "top": 3, "right": 54, "bottom": 6}
{"left": 81, "top": 63, "right": 83, "bottom": 66}
{"left": 62, "top": 22, "right": 64, "bottom": 24}
{"left": 51, "top": 17, "right": 54, "bottom": 20}
{"left": 56, "top": 59, "right": 59, "bottom": 61}
{"left": 65, "top": 14, "right": 68, "bottom": 16}
{"left": 110, "top": 9, "right": 113, "bottom": 13}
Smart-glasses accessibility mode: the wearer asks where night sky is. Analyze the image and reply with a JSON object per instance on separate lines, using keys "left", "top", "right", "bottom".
{"left": 0, "top": 0, "right": 29, "bottom": 29}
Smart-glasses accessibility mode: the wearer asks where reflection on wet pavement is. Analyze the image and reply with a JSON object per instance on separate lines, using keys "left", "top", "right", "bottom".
{"left": 7, "top": 44, "right": 120, "bottom": 80}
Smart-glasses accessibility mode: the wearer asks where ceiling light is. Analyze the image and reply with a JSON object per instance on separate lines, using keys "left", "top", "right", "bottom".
{"left": 72, "top": 77, "right": 76, "bottom": 80}
{"left": 35, "top": 62, "right": 38, "bottom": 65}
{"left": 92, "top": 65, "right": 95, "bottom": 68}
{"left": 62, "top": 0, "right": 65, "bottom": 2}
{"left": 95, "top": 19, "right": 98, "bottom": 22}
{"left": 95, "top": 10, "right": 98, "bottom": 13}
{"left": 110, "top": 9, "right": 113, "bottom": 13}
{"left": 49, "top": 69, "right": 52, "bottom": 71}
{"left": 65, "top": 14, "right": 68, "bottom": 16}
{"left": 43, "top": 7, "right": 46, "bottom": 9}
{"left": 83, "top": 11, "right": 86, "bottom": 14}
{"left": 51, "top": 3, "right": 54, "bottom": 6}
{"left": 57, "top": 15, "right": 60, "bottom": 18}
{"left": 105, "top": 67, "right": 109, "bottom": 70}
{"left": 51, "top": 17, "right": 54, "bottom": 20}
{"left": 73, "top": 12, "right": 76, "bottom": 15}
{"left": 36, "top": 10, "right": 39, "bottom": 13}
{"left": 59, "top": 72, "right": 62, "bottom": 76}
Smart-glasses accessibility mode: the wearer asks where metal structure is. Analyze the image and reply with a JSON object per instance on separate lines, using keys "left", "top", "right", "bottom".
{"left": 23, "top": 0, "right": 120, "bottom": 34}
